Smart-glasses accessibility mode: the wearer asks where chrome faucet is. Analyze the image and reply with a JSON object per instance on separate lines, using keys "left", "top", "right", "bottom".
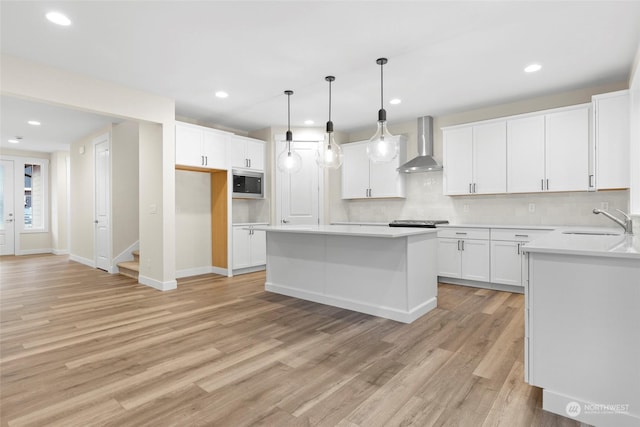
{"left": 593, "top": 209, "right": 633, "bottom": 235}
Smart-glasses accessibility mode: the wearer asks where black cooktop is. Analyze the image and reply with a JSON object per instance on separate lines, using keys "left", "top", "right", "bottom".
{"left": 388, "top": 220, "right": 449, "bottom": 228}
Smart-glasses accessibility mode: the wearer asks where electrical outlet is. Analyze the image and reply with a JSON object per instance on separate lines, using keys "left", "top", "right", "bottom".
{"left": 463, "top": 204, "right": 470, "bottom": 213}
{"left": 601, "top": 202, "right": 609, "bottom": 211}
{"left": 528, "top": 203, "right": 535, "bottom": 213}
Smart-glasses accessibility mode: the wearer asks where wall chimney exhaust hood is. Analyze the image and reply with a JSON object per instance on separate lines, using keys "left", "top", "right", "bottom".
{"left": 397, "top": 116, "right": 442, "bottom": 173}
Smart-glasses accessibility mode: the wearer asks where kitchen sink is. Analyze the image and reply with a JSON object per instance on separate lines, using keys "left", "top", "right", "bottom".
{"left": 561, "top": 231, "right": 621, "bottom": 236}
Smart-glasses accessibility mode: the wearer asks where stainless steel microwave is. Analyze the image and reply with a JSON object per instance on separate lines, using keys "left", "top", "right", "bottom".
{"left": 232, "top": 170, "right": 264, "bottom": 198}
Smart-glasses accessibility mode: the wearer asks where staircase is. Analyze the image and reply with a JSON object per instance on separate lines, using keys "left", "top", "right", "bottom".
{"left": 117, "top": 250, "right": 140, "bottom": 280}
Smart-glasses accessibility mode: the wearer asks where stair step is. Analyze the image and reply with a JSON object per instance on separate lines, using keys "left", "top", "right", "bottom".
{"left": 117, "top": 261, "right": 139, "bottom": 280}
{"left": 132, "top": 250, "right": 140, "bottom": 262}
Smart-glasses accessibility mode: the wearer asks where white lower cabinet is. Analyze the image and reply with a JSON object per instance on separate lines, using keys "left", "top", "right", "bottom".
{"left": 439, "top": 227, "right": 552, "bottom": 291}
{"left": 232, "top": 225, "right": 266, "bottom": 270}
{"left": 437, "top": 228, "right": 490, "bottom": 282}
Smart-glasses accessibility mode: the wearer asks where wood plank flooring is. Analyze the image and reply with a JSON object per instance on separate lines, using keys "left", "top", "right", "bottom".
{"left": 0, "top": 254, "right": 589, "bottom": 427}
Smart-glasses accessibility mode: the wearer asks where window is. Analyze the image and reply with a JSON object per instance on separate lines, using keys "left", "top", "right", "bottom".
{"left": 24, "top": 163, "right": 44, "bottom": 229}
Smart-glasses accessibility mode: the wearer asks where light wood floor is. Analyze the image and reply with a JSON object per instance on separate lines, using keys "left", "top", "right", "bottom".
{"left": 0, "top": 254, "right": 589, "bottom": 427}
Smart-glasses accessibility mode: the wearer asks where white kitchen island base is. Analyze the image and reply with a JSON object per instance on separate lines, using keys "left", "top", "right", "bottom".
{"left": 261, "top": 225, "right": 439, "bottom": 323}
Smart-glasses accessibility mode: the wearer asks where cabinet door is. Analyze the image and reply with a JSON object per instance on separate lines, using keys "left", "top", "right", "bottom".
{"left": 437, "top": 238, "right": 462, "bottom": 278}
{"left": 473, "top": 121, "right": 507, "bottom": 194}
{"left": 369, "top": 157, "right": 403, "bottom": 198}
{"left": 232, "top": 227, "right": 251, "bottom": 269}
{"left": 595, "top": 92, "right": 630, "bottom": 189}
{"left": 443, "top": 127, "right": 473, "bottom": 195}
{"left": 250, "top": 229, "right": 266, "bottom": 266}
{"left": 228, "top": 140, "right": 248, "bottom": 169}
{"left": 202, "top": 130, "right": 227, "bottom": 169}
{"left": 545, "top": 107, "right": 589, "bottom": 192}
{"left": 245, "top": 139, "right": 265, "bottom": 171}
{"left": 490, "top": 240, "right": 522, "bottom": 286}
{"left": 460, "top": 239, "right": 490, "bottom": 282}
{"left": 507, "top": 116, "right": 545, "bottom": 193}
{"left": 341, "top": 142, "right": 370, "bottom": 199}
{"left": 175, "top": 123, "right": 204, "bottom": 167}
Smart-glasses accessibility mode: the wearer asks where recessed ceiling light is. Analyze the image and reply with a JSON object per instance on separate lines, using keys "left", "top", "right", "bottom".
{"left": 215, "top": 91, "right": 229, "bottom": 98}
{"left": 389, "top": 98, "right": 402, "bottom": 105}
{"left": 524, "top": 63, "right": 542, "bottom": 73}
{"left": 304, "top": 120, "right": 315, "bottom": 125}
{"left": 46, "top": 11, "right": 71, "bottom": 26}
{"left": 8, "top": 139, "right": 20, "bottom": 144}
{"left": 28, "top": 120, "right": 41, "bottom": 126}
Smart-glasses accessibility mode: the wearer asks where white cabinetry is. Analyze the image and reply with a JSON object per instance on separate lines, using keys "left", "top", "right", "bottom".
{"left": 175, "top": 121, "right": 229, "bottom": 169}
{"left": 437, "top": 228, "right": 490, "bottom": 282}
{"left": 592, "top": 90, "right": 630, "bottom": 190}
{"left": 507, "top": 105, "right": 590, "bottom": 193}
{"left": 443, "top": 121, "right": 506, "bottom": 195}
{"left": 229, "top": 136, "right": 265, "bottom": 171}
{"left": 341, "top": 136, "right": 407, "bottom": 199}
{"left": 490, "top": 229, "right": 550, "bottom": 288}
{"left": 232, "top": 225, "right": 266, "bottom": 270}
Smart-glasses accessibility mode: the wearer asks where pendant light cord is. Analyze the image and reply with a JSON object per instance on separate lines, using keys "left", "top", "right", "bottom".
{"left": 380, "top": 61, "right": 384, "bottom": 110}
{"left": 328, "top": 79, "right": 332, "bottom": 123}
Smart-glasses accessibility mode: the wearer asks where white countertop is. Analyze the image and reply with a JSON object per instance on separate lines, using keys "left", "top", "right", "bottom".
{"left": 524, "top": 229, "right": 640, "bottom": 260}
{"left": 255, "top": 224, "right": 438, "bottom": 238}
{"left": 436, "top": 223, "right": 558, "bottom": 230}
{"left": 331, "top": 221, "right": 389, "bottom": 226}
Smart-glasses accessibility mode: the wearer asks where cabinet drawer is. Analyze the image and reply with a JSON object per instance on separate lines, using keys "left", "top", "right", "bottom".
{"left": 437, "top": 228, "right": 490, "bottom": 240}
{"left": 490, "top": 228, "right": 552, "bottom": 242}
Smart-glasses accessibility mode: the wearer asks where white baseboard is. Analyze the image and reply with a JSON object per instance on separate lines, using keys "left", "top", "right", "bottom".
{"left": 138, "top": 274, "right": 177, "bottom": 291}
{"left": 16, "top": 248, "right": 52, "bottom": 256}
{"left": 232, "top": 265, "right": 266, "bottom": 276}
{"left": 175, "top": 266, "right": 230, "bottom": 279}
{"left": 68, "top": 254, "right": 96, "bottom": 268}
{"left": 52, "top": 249, "right": 69, "bottom": 255}
{"left": 438, "top": 276, "right": 524, "bottom": 294}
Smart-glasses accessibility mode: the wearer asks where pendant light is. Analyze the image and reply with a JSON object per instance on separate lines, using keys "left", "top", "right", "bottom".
{"left": 366, "top": 58, "right": 399, "bottom": 163}
{"left": 316, "top": 76, "right": 343, "bottom": 169}
{"left": 277, "top": 90, "right": 302, "bottom": 174}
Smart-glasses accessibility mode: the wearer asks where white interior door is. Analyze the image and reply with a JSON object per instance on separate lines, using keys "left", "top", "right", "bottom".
{"left": 276, "top": 139, "right": 322, "bottom": 225}
{"left": 94, "top": 134, "right": 111, "bottom": 271}
{"left": 0, "top": 160, "right": 15, "bottom": 255}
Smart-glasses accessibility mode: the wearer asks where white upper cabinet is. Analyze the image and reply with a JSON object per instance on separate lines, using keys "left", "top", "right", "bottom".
{"left": 175, "top": 121, "right": 229, "bottom": 169}
{"left": 507, "top": 115, "right": 545, "bottom": 193}
{"left": 229, "top": 136, "right": 265, "bottom": 171}
{"left": 592, "top": 90, "right": 630, "bottom": 190}
{"left": 341, "top": 136, "right": 407, "bottom": 199}
{"left": 508, "top": 104, "right": 590, "bottom": 193}
{"left": 545, "top": 107, "right": 590, "bottom": 192}
{"left": 443, "top": 121, "right": 506, "bottom": 195}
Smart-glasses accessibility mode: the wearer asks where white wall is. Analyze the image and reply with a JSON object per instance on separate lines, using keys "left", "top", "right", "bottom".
{"left": 111, "top": 121, "right": 139, "bottom": 258}
{"left": 2, "top": 55, "right": 176, "bottom": 288}
{"left": 50, "top": 151, "right": 70, "bottom": 254}
{"left": 330, "top": 82, "right": 630, "bottom": 227}
{"left": 629, "top": 45, "right": 640, "bottom": 232}
{"left": 175, "top": 170, "right": 212, "bottom": 274}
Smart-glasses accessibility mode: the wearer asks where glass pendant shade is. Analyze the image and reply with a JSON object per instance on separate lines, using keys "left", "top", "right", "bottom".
{"left": 317, "top": 129, "right": 343, "bottom": 168}
{"left": 277, "top": 148, "right": 303, "bottom": 173}
{"left": 367, "top": 57, "right": 397, "bottom": 163}
{"left": 276, "top": 90, "right": 302, "bottom": 174}
{"left": 367, "top": 119, "right": 398, "bottom": 163}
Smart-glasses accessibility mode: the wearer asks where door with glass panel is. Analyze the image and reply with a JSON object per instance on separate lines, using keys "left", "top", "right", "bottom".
{"left": 0, "top": 159, "right": 15, "bottom": 255}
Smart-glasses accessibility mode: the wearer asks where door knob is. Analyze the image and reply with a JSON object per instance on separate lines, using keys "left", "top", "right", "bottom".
{"left": 5, "top": 219, "right": 13, "bottom": 223}
{"left": 94, "top": 220, "right": 99, "bottom": 224}
{"left": 282, "top": 219, "right": 290, "bottom": 224}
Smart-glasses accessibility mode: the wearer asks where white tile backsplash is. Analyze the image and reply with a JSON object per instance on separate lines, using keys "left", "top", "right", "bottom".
{"left": 330, "top": 171, "right": 629, "bottom": 227}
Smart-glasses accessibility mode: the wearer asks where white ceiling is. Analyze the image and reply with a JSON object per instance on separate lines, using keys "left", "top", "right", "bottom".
{"left": 1, "top": 1, "right": 640, "bottom": 153}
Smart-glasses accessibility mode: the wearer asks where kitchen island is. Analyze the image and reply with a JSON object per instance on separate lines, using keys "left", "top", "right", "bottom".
{"left": 256, "top": 225, "right": 439, "bottom": 323}
{"left": 524, "top": 230, "right": 640, "bottom": 426}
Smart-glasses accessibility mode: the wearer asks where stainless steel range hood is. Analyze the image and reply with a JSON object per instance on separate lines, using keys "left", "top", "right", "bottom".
{"left": 397, "top": 116, "right": 442, "bottom": 173}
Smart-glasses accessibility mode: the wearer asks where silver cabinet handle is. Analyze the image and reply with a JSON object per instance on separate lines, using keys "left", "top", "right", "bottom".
{"left": 589, "top": 174, "right": 594, "bottom": 188}
{"left": 546, "top": 179, "right": 549, "bottom": 190}
{"left": 473, "top": 183, "right": 476, "bottom": 193}
{"left": 457, "top": 240, "right": 461, "bottom": 251}
{"left": 469, "top": 183, "right": 472, "bottom": 194}
{"left": 514, "top": 234, "right": 528, "bottom": 238}
{"left": 5, "top": 219, "right": 13, "bottom": 223}
{"left": 455, "top": 232, "right": 467, "bottom": 235}
{"left": 541, "top": 179, "right": 544, "bottom": 191}
{"left": 517, "top": 243, "right": 521, "bottom": 255}
{"left": 249, "top": 159, "right": 251, "bottom": 168}
{"left": 461, "top": 240, "right": 465, "bottom": 251}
